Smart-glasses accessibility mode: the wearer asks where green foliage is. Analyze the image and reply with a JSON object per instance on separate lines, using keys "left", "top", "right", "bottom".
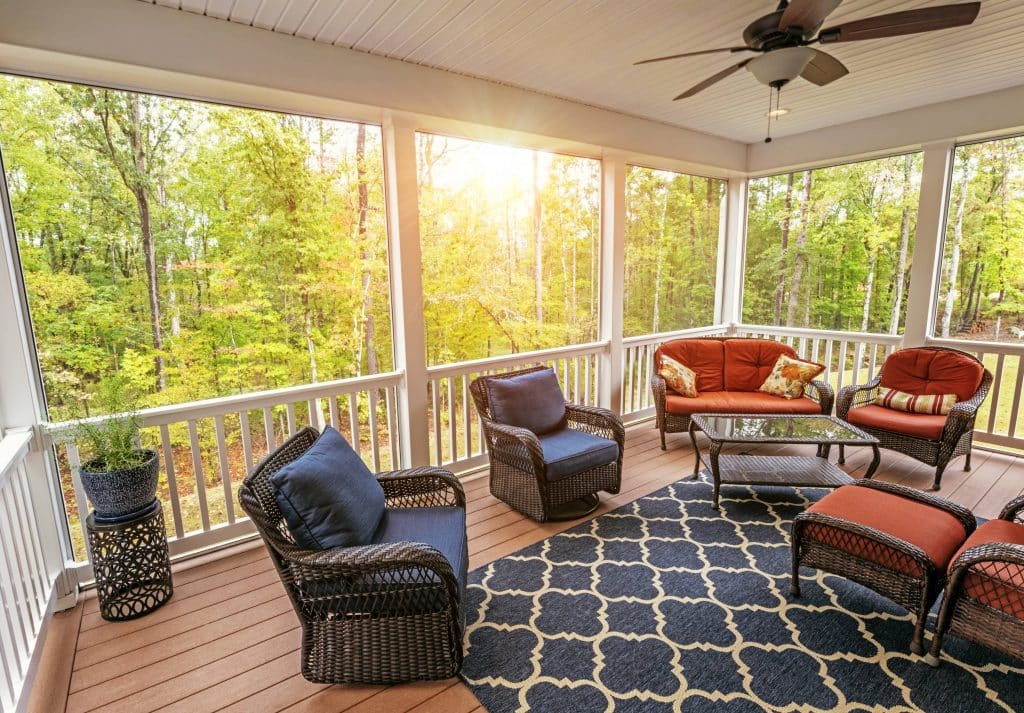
{"left": 73, "top": 380, "right": 144, "bottom": 472}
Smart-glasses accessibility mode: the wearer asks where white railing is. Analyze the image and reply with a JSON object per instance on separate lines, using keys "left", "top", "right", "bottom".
{"left": 45, "top": 371, "right": 403, "bottom": 577}
{"left": 425, "top": 341, "right": 609, "bottom": 471}
{"left": 927, "top": 337, "right": 1024, "bottom": 451}
{"left": 736, "top": 324, "right": 903, "bottom": 395}
{"left": 0, "top": 429, "right": 59, "bottom": 713}
{"left": 621, "top": 325, "right": 730, "bottom": 419}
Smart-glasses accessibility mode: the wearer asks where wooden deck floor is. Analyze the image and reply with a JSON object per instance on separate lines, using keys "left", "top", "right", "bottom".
{"left": 33, "top": 422, "right": 1024, "bottom": 713}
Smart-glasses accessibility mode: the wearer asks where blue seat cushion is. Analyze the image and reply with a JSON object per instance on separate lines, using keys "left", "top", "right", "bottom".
{"left": 372, "top": 506, "right": 468, "bottom": 590}
{"left": 539, "top": 429, "right": 619, "bottom": 482}
{"left": 270, "top": 426, "right": 385, "bottom": 550}
{"left": 486, "top": 368, "right": 566, "bottom": 435}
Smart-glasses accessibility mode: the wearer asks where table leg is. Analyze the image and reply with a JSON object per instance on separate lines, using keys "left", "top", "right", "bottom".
{"left": 710, "top": 442, "right": 722, "bottom": 510}
{"left": 864, "top": 444, "right": 881, "bottom": 479}
{"left": 688, "top": 422, "right": 702, "bottom": 479}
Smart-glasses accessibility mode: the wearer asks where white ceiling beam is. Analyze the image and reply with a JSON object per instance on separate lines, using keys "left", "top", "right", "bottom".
{"left": 0, "top": 0, "right": 747, "bottom": 175}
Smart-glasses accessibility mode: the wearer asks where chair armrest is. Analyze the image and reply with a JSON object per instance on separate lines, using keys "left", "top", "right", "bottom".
{"left": 948, "top": 542, "right": 1024, "bottom": 584}
{"left": 852, "top": 479, "right": 976, "bottom": 537}
{"left": 805, "top": 379, "right": 834, "bottom": 415}
{"left": 376, "top": 466, "right": 465, "bottom": 509}
{"left": 565, "top": 403, "right": 625, "bottom": 449}
{"left": 479, "top": 417, "right": 545, "bottom": 475}
{"left": 282, "top": 541, "right": 461, "bottom": 614}
{"left": 939, "top": 371, "right": 992, "bottom": 442}
{"left": 1000, "top": 495, "right": 1024, "bottom": 523}
{"left": 836, "top": 376, "right": 882, "bottom": 419}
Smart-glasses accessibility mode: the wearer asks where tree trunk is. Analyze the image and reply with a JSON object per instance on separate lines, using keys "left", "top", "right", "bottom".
{"left": 532, "top": 153, "right": 543, "bottom": 327}
{"left": 652, "top": 186, "right": 669, "bottom": 333}
{"left": 773, "top": 173, "right": 795, "bottom": 325}
{"left": 786, "top": 172, "right": 812, "bottom": 327}
{"left": 355, "top": 124, "right": 378, "bottom": 375}
{"left": 861, "top": 248, "right": 877, "bottom": 332}
{"left": 941, "top": 163, "right": 971, "bottom": 337}
{"left": 889, "top": 154, "right": 913, "bottom": 333}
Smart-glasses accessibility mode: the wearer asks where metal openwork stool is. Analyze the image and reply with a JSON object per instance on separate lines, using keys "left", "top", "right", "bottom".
{"left": 87, "top": 500, "right": 173, "bottom": 621}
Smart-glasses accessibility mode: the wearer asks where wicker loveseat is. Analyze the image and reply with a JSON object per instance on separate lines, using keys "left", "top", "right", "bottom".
{"left": 652, "top": 337, "right": 834, "bottom": 449}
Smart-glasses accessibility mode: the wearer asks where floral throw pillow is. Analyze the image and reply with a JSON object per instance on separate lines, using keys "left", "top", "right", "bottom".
{"left": 874, "top": 387, "right": 956, "bottom": 415}
{"left": 659, "top": 355, "right": 698, "bottom": 397}
{"left": 758, "top": 354, "right": 825, "bottom": 400}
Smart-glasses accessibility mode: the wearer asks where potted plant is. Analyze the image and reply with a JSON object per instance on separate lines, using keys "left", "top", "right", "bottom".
{"left": 74, "top": 385, "right": 159, "bottom": 520}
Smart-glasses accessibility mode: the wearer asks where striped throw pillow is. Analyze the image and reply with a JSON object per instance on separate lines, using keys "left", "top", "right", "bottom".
{"left": 874, "top": 387, "right": 956, "bottom": 415}
{"left": 659, "top": 355, "right": 698, "bottom": 397}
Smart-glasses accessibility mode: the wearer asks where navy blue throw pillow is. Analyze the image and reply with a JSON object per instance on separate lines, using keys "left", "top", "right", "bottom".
{"left": 486, "top": 368, "right": 567, "bottom": 435}
{"left": 270, "top": 426, "right": 385, "bottom": 550}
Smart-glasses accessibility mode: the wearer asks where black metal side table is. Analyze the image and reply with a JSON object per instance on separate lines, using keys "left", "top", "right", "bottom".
{"left": 86, "top": 500, "right": 173, "bottom": 621}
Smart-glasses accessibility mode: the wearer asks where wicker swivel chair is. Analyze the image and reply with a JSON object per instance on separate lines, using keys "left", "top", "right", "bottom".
{"left": 926, "top": 495, "right": 1024, "bottom": 666}
{"left": 837, "top": 346, "right": 992, "bottom": 491}
{"left": 237, "top": 426, "right": 467, "bottom": 684}
{"left": 470, "top": 365, "right": 624, "bottom": 522}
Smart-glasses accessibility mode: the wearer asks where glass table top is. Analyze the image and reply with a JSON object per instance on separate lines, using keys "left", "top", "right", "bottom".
{"left": 691, "top": 414, "right": 877, "bottom": 445}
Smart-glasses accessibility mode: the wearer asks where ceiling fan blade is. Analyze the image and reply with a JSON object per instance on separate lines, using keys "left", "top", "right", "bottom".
{"left": 779, "top": 0, "right": 843, "bottom": 34}
{"left": 800, "top": 49, "right": 849, "bottom": 86}
{"left": 635, "top": 47, "right": 752, "bottom": 65}
{"left": 818, "top": 2, "right": 980, "bottom": 43}
{"left": 674, "top": 60, "right": 751, "bottom": 100}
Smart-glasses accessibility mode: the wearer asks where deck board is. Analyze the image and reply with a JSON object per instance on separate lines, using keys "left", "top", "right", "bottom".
{"left": 39, "top": 422, "right": 1024, "bottom": 713}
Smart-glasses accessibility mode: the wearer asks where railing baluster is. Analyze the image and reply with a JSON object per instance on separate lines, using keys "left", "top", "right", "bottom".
{"left": 824, "top": 339, "right": 834, "bottom": 384}
{"left": 66, "top": 444, "right": 92, "bottom": 563}
{"left": 348, "top": 392, "right": 360, "bottom": 455}
{"left": 386, "top": 386, "right": 399, "bottom": 469}
{"left": 239, "top": 411, "right": 253, "bottom": 471}
{"left": 837, "top": 341, "right": 849, "bottom": 394}
{"left": 0, "top": 489, "right": 38, "bottom": 635}
{"left": 328, "top": 396, "right": 341, "bottom": 430}
{"left": 159, "top": 424, "right": 184, "bottom": 539}
{"left": 431, "top": 380, "right": 442, "bottom": 466}
{"left": 462, "top": 374, "right": 471, "bottom": 462}
{"left": 853, "top": 342, "right": 865, "bottom": 387}
{"left": 10, "top": 471, "right": 47, "bottom": 614}
{"left": 368, "top": 388, "right": 381, "bottom": 471}
{"left": 584, "top": 355, "right": 592, "bottom": 406}
{"left": 625, "top": 345, "right": 635, "bottom": 414}
{"left": 187, "top": 420, "right": 211, "bottom": 532}
{"left": 262, "top": 407, "right": 275, "bottom": 450}
{"left": 446, "top": 377, "right": 457, "bottom": 464}
{"left": 573, "top": 356, "right": 581, "bottom": 404}
{"left": 988, "top": 353, "right": 1004, "bottom": 434}
{"left": 285, "top": 403, "right": 297, "bottom": 436}
{"left": 214, "top": 415, "right": 235, "bottom": 524}
{"left": 1008, "top": 354, "right": 1023, "bottom": 440}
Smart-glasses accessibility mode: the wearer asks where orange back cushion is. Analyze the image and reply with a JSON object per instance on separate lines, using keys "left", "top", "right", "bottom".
{"left": 655, "top": 339, "right": 725, "bottom": 393}
{"left": 723, "top": 339, "right": 796, "bottom": 391}
{"left": 880, "top": 348, "right": 984, "bottom": 403}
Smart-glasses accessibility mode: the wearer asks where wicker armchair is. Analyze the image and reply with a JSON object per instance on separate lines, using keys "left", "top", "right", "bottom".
{"left": 237, "top": 426, "right": 467, "bottom": 684}
{"left": 925, "top": 495, "right": 1024, "bottom": 666}
{"left": 470, "top": 366, "right": 624, "bottom": 522}
{"left": 836, "top": 347, "right": 992, "bottom": 491}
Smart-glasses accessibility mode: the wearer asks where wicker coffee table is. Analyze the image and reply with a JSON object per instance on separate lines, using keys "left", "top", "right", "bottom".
{"left": 688, "top": 414, "right": 880, "bottom": 509}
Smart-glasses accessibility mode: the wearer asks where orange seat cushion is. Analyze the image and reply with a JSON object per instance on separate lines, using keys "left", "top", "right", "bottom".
{"left": 723, "top": 339, "right": 797, "bottom": 392}
{"left": 805, "top": 485, "right": 969, "bottom": 576}
{"left": 881, "top": 348, "right": 984, "bottom": 403}
{"left": 949, "top": 519, "right": 1024, "bottom": 620}
{"left": 665, "top": 391, "right": 822, "bottom": 416}
{"left": 845, "top": 404, "right": 947, "bottom": 441}
{"left": 656, "top": 340, "right": 725, "bottom": 393}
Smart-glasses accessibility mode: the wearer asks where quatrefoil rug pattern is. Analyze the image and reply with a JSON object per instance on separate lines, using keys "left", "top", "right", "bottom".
{"left": 461, "top": 478, "right": 1024, "bottom": 713}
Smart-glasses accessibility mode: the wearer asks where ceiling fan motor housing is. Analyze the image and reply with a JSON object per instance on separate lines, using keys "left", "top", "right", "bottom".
{"left": 743, "top": 10, "right": 812, "bottom": 50}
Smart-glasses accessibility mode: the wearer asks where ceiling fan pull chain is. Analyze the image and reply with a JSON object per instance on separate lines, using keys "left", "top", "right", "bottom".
{"left": 765, "top": 85, "right": 774, "bottom": 143}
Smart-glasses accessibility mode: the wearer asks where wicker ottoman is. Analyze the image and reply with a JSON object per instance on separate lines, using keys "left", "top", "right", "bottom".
{"left": 790, "top": 480, "right": 975, "bottom": 654}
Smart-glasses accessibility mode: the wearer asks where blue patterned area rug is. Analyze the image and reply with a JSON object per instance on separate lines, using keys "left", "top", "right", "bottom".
{"left": 461, "top": 477, "right": 1024, "bottom": 712}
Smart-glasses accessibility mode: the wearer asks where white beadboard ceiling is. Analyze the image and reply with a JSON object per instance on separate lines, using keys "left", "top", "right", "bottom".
{"left": 139, "top": 0, "right": 1024, "bottom": 143}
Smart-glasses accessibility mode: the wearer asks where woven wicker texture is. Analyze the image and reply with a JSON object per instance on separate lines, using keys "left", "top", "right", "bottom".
{"left": 836, "top": 346, "right": 993, "bottom": 491}
{"left": 470, "top": 366, "right": 623, "bottom": 522}
{"left": 237, "top": 426, "right": 467, "bottom": 684}
{"left": 87, "top": 501, "right": 173, "bottom": 622}
{"left": 792, "top": 480, "right": 975, "bottom": 655}
{"left": 652, "top": 337, "right": 835, "bottom": 450}
{"left": 928, "top": 493, "right": 1024, "bottom": 666}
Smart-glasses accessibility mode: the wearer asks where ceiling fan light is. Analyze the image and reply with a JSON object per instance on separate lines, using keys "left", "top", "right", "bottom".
{"left": 747, "top": 46, "right": 816, "bottom": 85}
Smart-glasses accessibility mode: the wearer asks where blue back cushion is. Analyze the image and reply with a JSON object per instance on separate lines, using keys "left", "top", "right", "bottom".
{"left": 486, "top": 368, "right": 566, "bottom": 435}
{"left": 270, "top": 426, "right": 385, "bottom": 550}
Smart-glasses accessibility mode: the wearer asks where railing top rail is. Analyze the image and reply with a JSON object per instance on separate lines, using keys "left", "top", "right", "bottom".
{"left": 622, "top": 325, "right": 729, "bottom": 347}
{"left": 925, "top": 336, "right": 1024, "bottom": 356}
{"left": 46, "top": 370, "right": 405, "bottom": 441}
{"left": 425, "top": 340, "right": 610, "bottom": 380}
{"left": 737, "top": 323, "right": 904, "bottom": 345}
{"left": 0, "top": 428, "right": 32, "bottom": 487}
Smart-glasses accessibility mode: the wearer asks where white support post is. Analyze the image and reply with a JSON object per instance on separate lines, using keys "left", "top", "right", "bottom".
{"left": 381, "top": 113, "right": 430, "bottom": 468}
{"left": 599, "top": 153, "right": 626, "bottom": 415}
{"left": 903, "top": 141, "right": 955, "bottom": 347}
{"left": 0, "top": 155, "right": 75, "bottom": 606}
{"left": 718, "top": 176, "right": 748, "bottom": 331}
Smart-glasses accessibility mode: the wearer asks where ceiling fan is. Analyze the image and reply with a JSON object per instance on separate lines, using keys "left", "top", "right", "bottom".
{"left": 635, "top": 0, "right": 982, "bottom": 138}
